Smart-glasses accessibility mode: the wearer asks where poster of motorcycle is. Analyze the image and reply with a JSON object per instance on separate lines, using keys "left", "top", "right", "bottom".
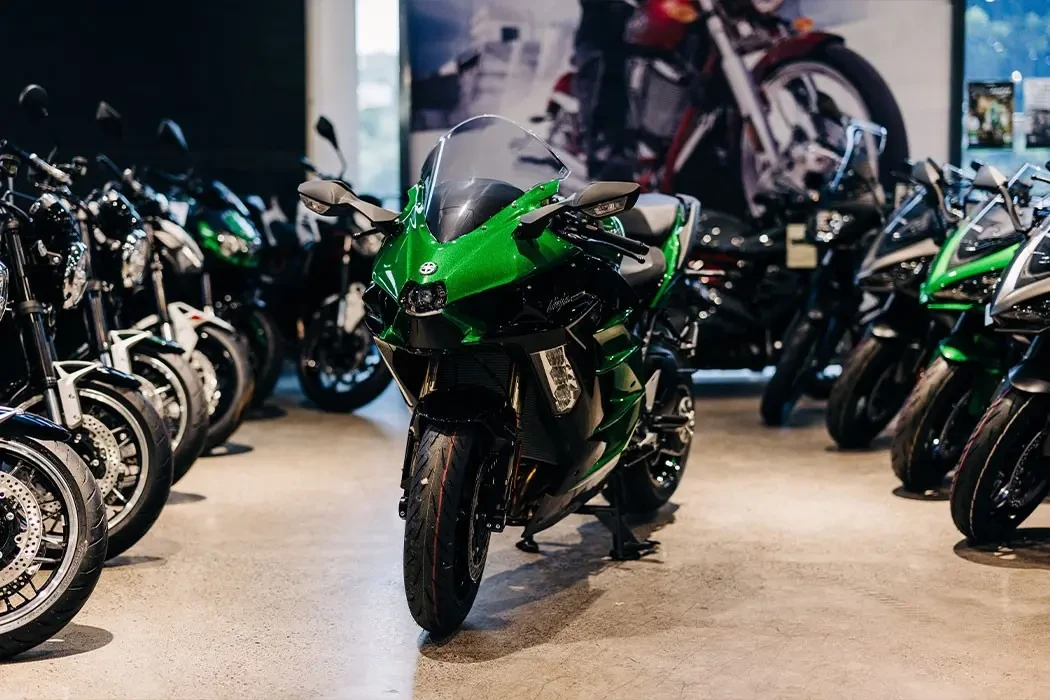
{"left": 404, "top": 0, "right": 911, "bottom": 216}
{"left": 1025, "top": 77, "right": 1050, "bottom": 149}
{"left": 967, "top": 81, "right": 1015, "bottom": 149}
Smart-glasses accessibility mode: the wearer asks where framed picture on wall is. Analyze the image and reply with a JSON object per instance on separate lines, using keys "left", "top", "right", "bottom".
{"left": 967, "top": 81, "right": 1014, "bottom": 149}
{"left": 1026, "top": 77, "right": 1050, "bottom": 148}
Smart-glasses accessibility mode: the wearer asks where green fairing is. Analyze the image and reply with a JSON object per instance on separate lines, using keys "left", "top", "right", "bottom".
{"left": 651, "top": 206, "right": 685, "bottom": 307}
{"left": 937, "top": 328, "right": 1003, "bottom": 364}
{"left": 196, "top": 209, "right": 260, "bottom": 268}
{"left": 920, "top": 217, "right": 1019, "bottom": 306}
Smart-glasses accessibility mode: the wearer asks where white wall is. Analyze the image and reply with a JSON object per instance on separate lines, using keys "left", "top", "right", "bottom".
{"left": 306, "top": 0, "right": 359, "bottom": 181}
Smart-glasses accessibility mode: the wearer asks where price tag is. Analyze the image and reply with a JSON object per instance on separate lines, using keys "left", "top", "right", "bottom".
{"left": 785, "top": 223, "right": 817, "bottom": 269}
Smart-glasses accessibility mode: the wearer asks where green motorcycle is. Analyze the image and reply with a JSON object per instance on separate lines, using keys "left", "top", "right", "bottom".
{"left": 890, "top": 163, "right": 1038, "bottom": 491}
{"left": 298, "top": 116, "right": 699, "bottom": 636}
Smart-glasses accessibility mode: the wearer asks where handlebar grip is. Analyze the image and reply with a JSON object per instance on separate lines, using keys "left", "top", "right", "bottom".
{"left": 29, "top": 154, "right": 71, "bottom": 185}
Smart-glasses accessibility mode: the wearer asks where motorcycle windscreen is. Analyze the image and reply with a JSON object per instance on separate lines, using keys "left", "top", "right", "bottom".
{"left": 948, "top": 200, "right": 1024, "bottom": 268}
{"left": 857, "top": 191, "right": 937, "bottom": 277}
{"left": 991, "top": 220, "right": 1050, "bottom": 315}
{"left": 419, "top": 115, "right": 569, "bottom": 243}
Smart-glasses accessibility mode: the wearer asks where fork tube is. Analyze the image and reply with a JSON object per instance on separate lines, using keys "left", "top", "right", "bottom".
{"left": 200, "top": 271, "right": 214, "bottom": 311}
{"left": 85, "top": 281, "right": 112, "bottom": 362}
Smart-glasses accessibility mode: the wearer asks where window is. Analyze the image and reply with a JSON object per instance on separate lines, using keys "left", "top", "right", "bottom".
{"left": 356, "top": 0, "right": 401, "bottom": 205}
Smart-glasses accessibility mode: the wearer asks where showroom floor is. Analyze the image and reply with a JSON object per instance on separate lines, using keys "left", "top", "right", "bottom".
{"left": 3, "top": 373, "right": 1050, "bottom": 699}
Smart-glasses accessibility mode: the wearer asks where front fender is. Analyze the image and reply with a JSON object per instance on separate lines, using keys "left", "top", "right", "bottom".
{"left": 937, "top": 334, "right": 1000, "bottom": 365}
{"left": 753, "top": 31, "right": 845, "bottom": 83}
{"left": 18, "top": 361, "right": 139, "bottom": 429}
{"left": 108, "top": 329, "right": 183, "bottom": 374}
{"left": 1007, "top": 337, "right": 1050, "bottom": 394}
{"left": 0, "top": 408, "right": 70, "bottom": 441}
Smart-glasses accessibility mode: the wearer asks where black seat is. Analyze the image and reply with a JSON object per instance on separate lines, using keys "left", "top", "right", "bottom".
{"left": 618, "top": 193, "right": 681, "bottom": 244}
{"left": 619, "top": 245, "right": 667, "bottom": 295}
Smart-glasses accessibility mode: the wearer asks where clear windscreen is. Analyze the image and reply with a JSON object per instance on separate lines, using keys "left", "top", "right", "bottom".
{"left": 872, "top": 190, "right": 933, "bottom": 258}
{"left": 420, "top": 115, "right": 569, "bottom": 243}
{"left": 951, "top": 163, "right": 1050, "bottom": 264}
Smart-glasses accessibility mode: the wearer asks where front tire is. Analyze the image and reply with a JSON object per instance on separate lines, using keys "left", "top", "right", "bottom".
{"left": 196, "top": 327, "right": 254, "bottom": 452}
{"left": 131, "top": 350, "right": 209, "bottom": 484}
{"left": 950, "top": 387, "right": 1050, "bottom": 544}
{"left": 245, "top": 307, "right": 284, "bottom": 409}
{"left": 890, "top": 357, "right": 981, "bottom": 492}
{"left": 826, "top": 335, "right": 911, "bottom": 449}
{"left": 403, "top": 425, "right": 488, "bottom": 636}
{"left": 761, "top": 316, "right": 821, "bottom": 427}
{"left": 0, "top": 439, "right": 107, "bottom": 659}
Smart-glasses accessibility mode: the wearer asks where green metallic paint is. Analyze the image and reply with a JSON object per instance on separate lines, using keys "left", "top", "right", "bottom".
{"left": 937, "top": 324, "right": 1002, "bottom": 365}
{"left": 195, "top": 209, "right": 261, "bottom": 268}
{"left": 651, "top": 205, "right": 685, "bottom": 307}
{"left": 920, "top": 217, "right": 1019, "bottom": 306}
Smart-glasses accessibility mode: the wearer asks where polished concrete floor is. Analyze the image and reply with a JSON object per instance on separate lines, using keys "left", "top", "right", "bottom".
{"left": 3, "top": 373, "right": 1050, "bottom": 699}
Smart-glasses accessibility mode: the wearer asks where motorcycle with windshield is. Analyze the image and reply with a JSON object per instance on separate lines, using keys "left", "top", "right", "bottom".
{"left": 299, "top": 116, "right": 700, "bottom": 636}
{"left": 825, "top": 160, "right": 973, "bottom": 448}
{"left": 0, "top": 89, "right": 173, "bottom": 559}
{"left": 244, "top": 115, "right": 392, "bottom": 413}
{"left": 951, "top": 163, "right": 1050, "bottom": 543}
{"left": 759, "top": 120, "right": 888, "bottom": 426}
{"left": 890, "top": 163, "right": 1046, "bottom": 492}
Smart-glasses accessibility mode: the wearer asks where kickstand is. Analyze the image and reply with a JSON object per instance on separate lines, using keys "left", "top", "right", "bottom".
{"left": 578, "top": 474, "right": 659, "bottom": 561}
{"left": 516, "top": 535, "right": 540, "bottom": 553}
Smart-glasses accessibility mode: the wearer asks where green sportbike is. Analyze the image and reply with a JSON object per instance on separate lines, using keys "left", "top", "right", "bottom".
{"left": 298, "top": 116, "right": 700, "bottom": 636}
{"left": 890, "top": 163, "right": 1041, "bottom": 491}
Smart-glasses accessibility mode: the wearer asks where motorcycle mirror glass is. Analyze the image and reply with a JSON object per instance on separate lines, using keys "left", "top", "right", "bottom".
{"left": 18, "top": 84, "right": 49, "bottom": 122}
{"left": 572, "top": 181, "right": 641, "bottom": 218}
{"left": 157, "top": 119, "right": 189, "bottom": 152}
{"left": 95, "top": 101, "right": 123, "bottom": 142}
{"left": 297, "top": 179, "right": 399, "bottom": 225}
{"left": 315, "top": 116, "right": 339, "bottom": 150}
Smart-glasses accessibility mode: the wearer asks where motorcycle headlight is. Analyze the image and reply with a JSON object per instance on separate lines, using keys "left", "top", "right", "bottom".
{"left": 121, "top": 229, "right": 149, "bottom": 288}
{"left": 0, "top": 260, "right": 9, "bottom": 321}
{"left": 217, "top": 232, "right": 251, "bottom": 258}
{"left": 932, "top": 273, "right": 1002, "bottom": 304}
{"left": 63, "top": 242, "right": 89, "bottom": 309}
{"left": 400, "top": 281, "right": 447, "bottom": 316}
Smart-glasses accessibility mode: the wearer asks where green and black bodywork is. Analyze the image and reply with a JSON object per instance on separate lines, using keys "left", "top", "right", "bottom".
{"left": 826, "top": 159, "right": 968, "bottom": 449}
{"left": 890, "top": 163, "right": 1040, "bottom": 491}
{"left": 298, "top": 116, "right": 700, "bottom": 637}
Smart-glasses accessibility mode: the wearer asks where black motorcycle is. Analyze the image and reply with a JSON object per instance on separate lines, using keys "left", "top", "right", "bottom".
{"left": 0, "top": 116, "right": 171, "bottom": 560}
{"left": 760, "top": 120, "right": 889, "bottom": 427}
{"left": 245, "top": 116, "right": 392, "bottom": 413}
{"left": 94, "top": 104, "right": 254, "bottom": 453}
{"left": 825, "top": 160, "right": 971, "bottom": 448}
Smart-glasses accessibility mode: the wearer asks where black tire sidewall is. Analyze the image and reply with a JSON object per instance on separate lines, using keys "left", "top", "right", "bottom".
{"left": 246, "top": 307, "right": 284, "bottom": 408}
{"left": 0, "top": 439, "right": 107, "bottom": 659}
{"left": 198, "top": 327, "right": 254, "bottom": 451}
{"left": 826, "top": 335, "right": 908, "bottom": 449}
{"left": 761, "top": 316, "right": 822, "bottom": 426}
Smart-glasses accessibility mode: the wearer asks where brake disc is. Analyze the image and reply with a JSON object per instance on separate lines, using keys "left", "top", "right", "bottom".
{"left": 76, "top": 414, "right": 123, "bottom": 498}
{"left": 0, "top": 472, "right": 44, "bottom": 589}
{"left": 190, "top": 350, "right": 219, "bottom": 415}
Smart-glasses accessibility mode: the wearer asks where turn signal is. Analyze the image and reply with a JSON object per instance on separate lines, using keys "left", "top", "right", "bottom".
{"left": 793, "top": 17, "right": 815, "bottom": 33}
{"left": 662, "top": 0, "right": 700, "bottom": 24}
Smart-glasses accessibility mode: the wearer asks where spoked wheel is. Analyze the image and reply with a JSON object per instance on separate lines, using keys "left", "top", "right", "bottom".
{"left": 891, "top": 358, "right": 989, "bottom": 492}
{"left": 614, "top": 377, "right": 695, "bottom": 515}
{"left": 403, "top": 425, "right": 488, "bottom": 637}
{"left": 132, "top": 351, "right": 208, "bottom": 484}
{"left": 0, "top": 438, "right": 106, "bottom": 659}
{"left": 194, "top": 327, "right": 254, "bottom": 452}
{"left": 951, "top": 388, "right": 1050, "bottom": 544}
{"left": 297, "top": 306, "right": 391, "bottom": 413}
{"left": 64, "top": 382, "right": 173, "bottom": 559}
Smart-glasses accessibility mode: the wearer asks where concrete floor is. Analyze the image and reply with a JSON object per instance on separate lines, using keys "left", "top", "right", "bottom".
{"left": 3, "top": 374, "right": 1050, "bottom": 699}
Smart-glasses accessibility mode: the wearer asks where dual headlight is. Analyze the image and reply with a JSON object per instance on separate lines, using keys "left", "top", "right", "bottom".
{"left": 807, "top": 210, "right": 850, "bottom": 244}
{"left": 400, "top": 282, "right": 447, "bottom": 316}
{"left": 217, "top": 232, "right": 257, "bottom": 259}
{"left": 63, "top": 242, "right": 89, "bottom": 309}
{"left": 121, "top": 229, "right": 149, "bottom": 288}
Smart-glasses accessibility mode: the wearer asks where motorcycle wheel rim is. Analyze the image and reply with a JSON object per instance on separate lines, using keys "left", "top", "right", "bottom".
{"left": 743, "top": 61, "right": 876, "bottom": 215}
{"left": 305, "top": 321, "right": 381, "bottom": 395}
{"left": 649, "top": 392, "right": 695, "bottom": 492}
{"left": 0, "top": 440, "right": 79, "bottom": 632}
{"left": 134, "top": 356, "right": 189, "bottom": 451}
{"left": 197, "top": 331, "right": 238, "bottom": 423}
{"left": 991, "top": 429, "right": 1050, "bottom": 519}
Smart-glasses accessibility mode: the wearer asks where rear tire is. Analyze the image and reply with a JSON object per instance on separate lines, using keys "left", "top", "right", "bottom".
{"left": 0, "top": 439, "right": 107, "bottom": 660}
{"left": 890, "top": 358, "right": 980, "bottom": 492}
{"left": 403, "top": 425, "right": 488, "bottom": 637}
{"left": 950, "top": 387, "right": 1050, "bottom": 544}
{"left": 826, "top": 335, "right": 910, "bottom": 449}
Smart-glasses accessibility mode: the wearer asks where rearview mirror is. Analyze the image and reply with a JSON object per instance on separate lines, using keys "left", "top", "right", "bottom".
{"left": 157, "top": 119, "right": 189, "bottom": 152}
{"left": 297, "top": 179, "right": 399, "bottom": 226}
{"left": 910, "top": 160, "right": 940, "bottom": 189}
{"left": 972, "top": 164, "right": 1008, "bottom": 193}
{"left": 96, "top": 101, "right": 123, "bottom": 142}
{"left": 315, "top": 116, "right": 338, "bottom": 150}
{"left": 18, "top": 84, "right": 49, "bottom": 122}
{"left": 573, "top": 181, "right": 640, "bottom": 218}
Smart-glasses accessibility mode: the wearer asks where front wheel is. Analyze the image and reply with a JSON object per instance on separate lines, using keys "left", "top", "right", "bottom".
{"left": 297, "top": 305, "right": 392, "bottom": 413}
{"left": 761, "top": 316, "right": 822, "bottom": 427}
{"left": 826, "top": 335, "right": 913, "bottom": 449}
{"left": 403, "top": 425, "right": 488, "bottom": 637}
{"left": 244, "top": 307, "right": 284, "bottom": 409}
{"left": 950, "top": 387, "right": 1050, "bottom": 544}
{"left": 890, "top": 358, "right": 984, "bottom": 492}
{"left": 0, "top": 439, "right": 107, "bottom": 659}
{"left": 195, "top": 327, "right": 254, "bottom": 452}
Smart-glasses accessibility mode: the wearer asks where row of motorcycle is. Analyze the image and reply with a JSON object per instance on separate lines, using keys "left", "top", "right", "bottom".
{"left": 750, "top": 138, "right": 1050, "bottom": 545}
{"left": 0, "top": 83, "right": 388, "bottom": 658}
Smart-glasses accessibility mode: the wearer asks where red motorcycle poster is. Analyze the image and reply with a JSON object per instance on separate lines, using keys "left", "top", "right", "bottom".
{"left": 404, "top": 0, "right": 944, "bottom": 215}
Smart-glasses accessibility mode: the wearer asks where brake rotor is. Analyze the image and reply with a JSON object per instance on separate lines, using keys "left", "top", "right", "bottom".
{"left": 74, "top": 414, "right": 123, "bottom": 498}
{"left": 190, "top": 350, "right": 220, "bottom": 415}
{"left": 0, "top": 472, "right": 44, "bottom": 589}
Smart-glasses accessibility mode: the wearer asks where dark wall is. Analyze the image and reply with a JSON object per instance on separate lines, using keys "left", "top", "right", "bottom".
{"left": 0, "top": 0, "right": 305, "bottom": 202}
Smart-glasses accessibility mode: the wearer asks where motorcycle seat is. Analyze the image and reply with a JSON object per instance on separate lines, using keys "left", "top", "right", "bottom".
{"left": 619, "top": 244, "right": 667, "bottom": 294}
{"left": 618, "top": 194, "right": 682, "bottom": 244}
